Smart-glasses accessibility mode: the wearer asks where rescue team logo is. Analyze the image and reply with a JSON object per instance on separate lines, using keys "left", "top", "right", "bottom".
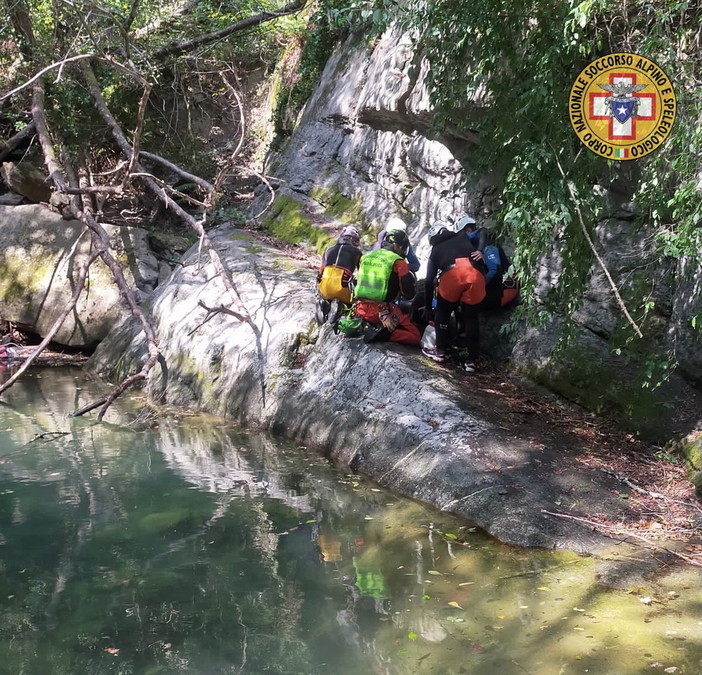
{"left": 569, "top": 53, "right": 676, "bottom": 160}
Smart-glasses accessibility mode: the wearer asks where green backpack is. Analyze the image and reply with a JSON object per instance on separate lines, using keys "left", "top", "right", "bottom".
{"left": 337, "top": 317, "right": 363, "bottom": 337}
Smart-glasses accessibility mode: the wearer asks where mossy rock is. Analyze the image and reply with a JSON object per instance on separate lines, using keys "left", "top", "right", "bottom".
{"left": 261, "top": 195, "right": 333, "bottom": 254}
{"left": 521, "top": 340, "right": 679, "bottom": 443}
{"left": 690, "top": 466, "right": 702, "bottom": 500}
{"left": 309, "top": 186, "right": 364, "bottom": 226}
{"left": 674, "top": 431, "right": 702, "bottom": 499}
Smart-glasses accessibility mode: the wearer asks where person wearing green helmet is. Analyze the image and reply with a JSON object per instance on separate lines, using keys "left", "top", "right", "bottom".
{"left": 354, "top": 229, "right": 421, "bottom": 345}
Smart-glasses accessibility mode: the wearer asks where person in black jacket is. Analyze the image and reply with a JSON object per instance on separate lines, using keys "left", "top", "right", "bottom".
{"left": 422, "top": 219, "right": 486, "bottom": 372}
{"left": 316, "top": 226, "right": 363, "bottom": 325}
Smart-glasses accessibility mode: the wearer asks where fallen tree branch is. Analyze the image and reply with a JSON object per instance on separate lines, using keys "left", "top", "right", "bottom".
{"left": 0, "top": 120, "right": 36, "bottom": 163}
{"left": 187, "top": 300, "right": 248, "bottom": 336}
{"left": 11, "top": 77, "right": 166, "bottom": 420}
{"left": 139, "top": 151, "right": 214, "bottom": 192}
{"left": 128, "top": 172, "right": 207, "bottom": 207}
{"left": 602, "top": 468, "right": 702, "bottom": 514}
{"left": 243, "top": 165, "right": 278, "bottom": 219}
{"left": 0, "top": 76, "right": 99, "bottom": 395}
{"left": 31, "top": 78, "right": 66, "bottom": 192}
{"left": 80, "top": 60, "right": 268, "bottom": 406}
{"left": 152, "top": 0, "right": 307, "bottom": 61}
{"left": 124, "top": 80, "right": 152, "bottom": 186}
{"left": 67, "top": 158, "right": 165, "bottom": 421}
{"left": 541, "top": 509, "right": 702, "bottom": 567}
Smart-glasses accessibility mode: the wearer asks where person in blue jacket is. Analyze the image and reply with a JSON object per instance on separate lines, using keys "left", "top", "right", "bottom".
{"left": 455, "top": 214, "right": 519, "bottom": 310}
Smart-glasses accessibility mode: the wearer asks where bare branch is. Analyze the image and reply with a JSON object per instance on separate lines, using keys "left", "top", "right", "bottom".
{"left": 188, "top": 300, "right": 248, "bottom": 336}
{"left": 64, "top": 185, "right": 124, "bottom": 195}
{"left": 80, "top": 59, "right": 268, "bottom": 405}
{"left": 66, "top": 161, "right": 165, "bottom": 421}
{"left": 122, "top": 0, "right": 142, "bottom": 34}
{"left": 128, "top": 172, "right": 207, "bottom": 207}
{"left": 139, "top": 151, "right": 214, "bottom": 192}
{"left": 31, "top": 81, "right": 66, "bottom": 191}
{"left": 152, "top": 0, "right": 307, "bottom": 61}
{"left": 0, "top": 54, "right": 95, "bottom": 103}
{"left": 552, "top": 149, "right": 644, "bottom": 339}
{"left": 13, "top": 81, "right": 165, "bottom": 419}
{"left": 0, "top": 87, "right": 97, "bottom": 391}
{"left": 0, "top": 120, "right": 36, "bottom": 163}
{"left": 124, "top": 81, "right": 153, "bottom": 186}
{"left": 245, "top": 167, "right": 278, "bottom": 219}
{"left": 0, "top": 53, "right": 148, "bottom": 105}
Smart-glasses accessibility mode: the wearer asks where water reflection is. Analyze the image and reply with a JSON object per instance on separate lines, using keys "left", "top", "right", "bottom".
{"left": 0, "top": 369, "right": 699, "bottom": 674}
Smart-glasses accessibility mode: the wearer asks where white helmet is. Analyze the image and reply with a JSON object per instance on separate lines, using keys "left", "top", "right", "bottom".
{"left": 427, "top": 221, "right": 451, "bottom": 243}
{"left": 455, "top": 214, "right": 476, "bottom": 231}
{"left": 386, "top": 216, "right": 407, "bottom": 232}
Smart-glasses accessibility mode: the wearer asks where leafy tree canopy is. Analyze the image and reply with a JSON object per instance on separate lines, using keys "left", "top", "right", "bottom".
{"left": 305, "top": 0, "right": 702, "bottom": 354}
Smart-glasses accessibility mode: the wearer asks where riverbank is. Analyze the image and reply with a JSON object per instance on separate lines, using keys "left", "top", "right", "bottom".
{"left": 82, "top": 223, "right": 702, "bottom": 582}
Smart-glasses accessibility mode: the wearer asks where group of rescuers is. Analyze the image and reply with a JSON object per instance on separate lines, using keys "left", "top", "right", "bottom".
{"left": 316, "top": 215, "right": 518, "bottom": 373}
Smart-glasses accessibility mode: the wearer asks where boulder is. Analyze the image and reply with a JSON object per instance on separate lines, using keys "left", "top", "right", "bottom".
{"left": 1, "top": 161, "right": 52, "bottom": 203}
{"left": 87, "top": 224, "right": 688, "bottom": 556}
{"left": 0, "top": 204, "right": 160, "bottom": 348}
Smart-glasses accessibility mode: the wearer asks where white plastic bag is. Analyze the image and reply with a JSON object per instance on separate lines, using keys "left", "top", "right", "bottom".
{"left": 420, "top": 324, "right": 436, "bottom": 350}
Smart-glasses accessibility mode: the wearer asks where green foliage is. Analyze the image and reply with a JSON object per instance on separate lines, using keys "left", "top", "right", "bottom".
{"left": 1, "top": 0, "right": 308, "bottom": 162}
{"left": 272, "top": 1, "right": 345, "bottom": 136}
{"left": 272, "top": 0, "right": 395, "bottom": 136}
{"left": 374, "top": 0, "right": 702, "bottom": 375}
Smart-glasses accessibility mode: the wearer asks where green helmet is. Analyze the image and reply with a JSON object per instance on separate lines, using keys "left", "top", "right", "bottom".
{"left": 383, "top": 229, "right": 410, "bottom": 253}
{"left": 337, "top": 317, "right": 363, "bottom": 337}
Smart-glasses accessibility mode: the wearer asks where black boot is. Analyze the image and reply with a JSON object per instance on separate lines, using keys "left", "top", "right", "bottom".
{"left": 315, "top": 298, "right": 330, "bottom": 325}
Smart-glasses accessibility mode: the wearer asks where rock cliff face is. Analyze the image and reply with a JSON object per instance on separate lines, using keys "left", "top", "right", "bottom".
{"left": 255, "top": 27, "right": 702, "bottom": 443}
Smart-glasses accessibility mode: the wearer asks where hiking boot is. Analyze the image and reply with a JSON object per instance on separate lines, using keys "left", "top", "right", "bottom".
{"left": 315, "top": 298, "right": 329, "bottom": 325}
{"left": 463, "top": 361, "right": 477, "bottom": 373}
{"left": 327, "top": 299, "right": 343, "bottom": 326}
{"left": 422, "top": 346, "right": 446, "bottom": 363}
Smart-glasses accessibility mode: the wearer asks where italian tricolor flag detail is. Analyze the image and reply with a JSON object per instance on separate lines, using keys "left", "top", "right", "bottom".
{"left": 614, "top": 148, "right": 628, "bottom": 159}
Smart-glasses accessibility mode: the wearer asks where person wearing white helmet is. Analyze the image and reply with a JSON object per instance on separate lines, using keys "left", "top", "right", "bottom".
{"left": 415, "top": 220, "right": 459, "bottom": 327}
{"left": 455, "top": 214, "right": 487, "bottom": 262}
{"left": 426, "top": 221, "right": 456, "bottom": 247}
{"left": 372, "top": 216, "right": 420, "bottom": 273}
{"left": 421, "top": 214, "right": 486, "bottom": 372}
{"left": 316, "top": 226, "right": 363, "bottom": 325}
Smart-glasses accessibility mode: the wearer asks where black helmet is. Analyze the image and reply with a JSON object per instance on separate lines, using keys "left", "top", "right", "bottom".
{"left": 383, "top": 229, "right": 410, "bottom": 252}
